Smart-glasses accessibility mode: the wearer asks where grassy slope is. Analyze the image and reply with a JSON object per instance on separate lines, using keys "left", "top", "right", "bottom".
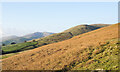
{"left": 2, "top": 24, "right": 109, "bottom": 55}
{"left": 63, "top": 24, "right": 110, "bottom": 36}
{"left": 68, "top": 39, "right": 119, "bottom": 70}
{"left": 2, "top": 23, "right": 118, "bottom": 70}
{"left": 90, "top": 24, "right": 110, "bottom": 28}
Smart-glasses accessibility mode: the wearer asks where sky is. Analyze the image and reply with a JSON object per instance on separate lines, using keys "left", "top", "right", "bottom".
{"left": 1, "top": 2, "right": 118, "bottom": 37}
{"left": 1, "top": 0, "right": 119, "bottom": 2}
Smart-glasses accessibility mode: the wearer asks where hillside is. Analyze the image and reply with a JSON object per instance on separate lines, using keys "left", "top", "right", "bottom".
{"left": 90, "top": 24, "right": 110, "bottom": 28}
{"left": 2, "top": 23, "right": 119, "bottom": 70}
{"left": 63, "top": 24, "right": 110, "bottom": 36}
{"left": 1, "top": 32, "right": 53, "bottom": 45}
{"left": 1, "top": 24, "right": 109, "bottom": 55}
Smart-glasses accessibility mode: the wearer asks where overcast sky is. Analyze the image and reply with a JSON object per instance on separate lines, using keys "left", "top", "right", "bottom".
{"left": 1, "top": 2, "right": 118, "bottom": 37}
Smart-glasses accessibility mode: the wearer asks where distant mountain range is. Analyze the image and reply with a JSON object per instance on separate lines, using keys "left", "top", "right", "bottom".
{"left": 1, "top": 32, "right": 54, "bottom": 45}
{"left": 1, "top": 35, "right": 18, "bottom": 41}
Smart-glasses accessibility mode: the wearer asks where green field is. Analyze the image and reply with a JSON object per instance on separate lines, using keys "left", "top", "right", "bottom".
{"left": 2, "top": 41, "right": 38, "bottom": 54}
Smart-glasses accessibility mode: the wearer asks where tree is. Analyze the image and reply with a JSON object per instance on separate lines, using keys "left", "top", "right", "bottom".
{"left": 43, "top": 43, "right": 47, "bottom": 45}
{"left": 24, "top": 40, "right": 27, "bottom": 43}
{"left": 33, "top": 40, "right": 36, "bottom": 42}
{"left": 2, "top": 43, "right": 5, "bottom": 46}
{"left": 11, "top": 42, "right": 16, "bottom": 45}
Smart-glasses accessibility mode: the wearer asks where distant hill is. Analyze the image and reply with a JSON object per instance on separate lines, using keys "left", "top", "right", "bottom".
{"left": 1, "top": 35, "right": 18, "bottom": 41}
{"left": 2, "top": 24, "right": 110, "bottom": 54}
{"left": 2, "top": 23, "right": 118, "bottom": 70}
{"left": 23, "top": 32, "right": 54, "bottom": 39}
{"left": 1, "top": 37, "right": 30, "bottom": 45}
{"left": 1, "top": 32, "right": 54, "bottom": 45}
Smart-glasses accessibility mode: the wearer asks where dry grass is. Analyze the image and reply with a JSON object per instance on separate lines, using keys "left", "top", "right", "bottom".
{"left": 2, "top": 23, "right": 119, "bottom": 70}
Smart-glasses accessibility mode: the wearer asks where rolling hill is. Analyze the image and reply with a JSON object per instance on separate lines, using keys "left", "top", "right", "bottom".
{"left": 63, "top": 24, "right": 110, "bottom": 36}
{"left": 2, "top": 23, "right": 119, "bottom": 70}
{"left": 1, "top": 32, "right": 54, "bottom": 45}
{"left": 0, "top": 35, "right": 18, "bottom": 41}
{"left": 1, "top": 24, "right": 110, "bottom": 55}
{"left": 23, "top": 32, "right": 54, "bottom": 39}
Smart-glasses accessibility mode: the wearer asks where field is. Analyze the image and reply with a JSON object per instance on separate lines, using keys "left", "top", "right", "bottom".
{"left": 2, "top": 42, "right": 38, "bottom": 54}
{"left": 2, "top": 23, "right": 119, "bottom": 70}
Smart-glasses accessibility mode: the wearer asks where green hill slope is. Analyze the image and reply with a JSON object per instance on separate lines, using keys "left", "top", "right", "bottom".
{"left": 63, "top": 25, "right": 99, "bottom": 36}
{"left": 90, "top": 24, "right": 110, "bottom": 28}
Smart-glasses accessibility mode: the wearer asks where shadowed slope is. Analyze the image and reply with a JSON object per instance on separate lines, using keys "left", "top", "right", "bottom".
{"left": 2, "top": 23, "right": 118, "bottom": 70}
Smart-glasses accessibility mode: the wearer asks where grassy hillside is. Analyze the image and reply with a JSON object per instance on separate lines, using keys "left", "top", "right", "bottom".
{"left": 90, "top": 24, "right": 110, "bottom": 28}
{"left": 63, "top": 24, "right": 109, "bottom": 36}
{"left": 2, "top": 23, "right": 118, "bottom": 70}
{"left": 2, "top": 24, "right": 110, "bottom": 55}
{"left": 67, "top": 39, "right": 119, "bottom": 70}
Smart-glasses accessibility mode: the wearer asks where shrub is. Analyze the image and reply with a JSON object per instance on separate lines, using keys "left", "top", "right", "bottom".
{"left": 42, "top": 43, "right": 47, "bottom": 45}
{"left": 33, "top": 40, "right": 36, "bottom": 42}
{"left": 2, "top": 43, "right": 5, "bottom": 46}
{"left": 11, "top": 42, "right": 16, "bottom": 45}
{"left": 24, "top": 40, "right": 27, "bottom": 43}
{"left": 33, "top": 45, "right": 37, "bottom": 48}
